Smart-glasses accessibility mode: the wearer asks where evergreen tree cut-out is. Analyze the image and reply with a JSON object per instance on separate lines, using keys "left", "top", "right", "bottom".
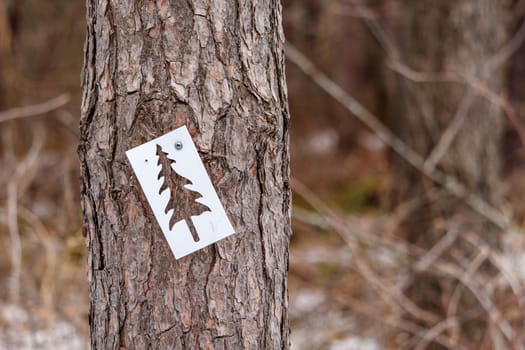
{"left": 156, "top": 144, "right": 210, "bottom": 242}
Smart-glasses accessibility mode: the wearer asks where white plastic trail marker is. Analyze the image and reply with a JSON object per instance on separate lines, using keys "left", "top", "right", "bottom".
{"left": 126, "top": 126, "right": 234, "bottom": 259}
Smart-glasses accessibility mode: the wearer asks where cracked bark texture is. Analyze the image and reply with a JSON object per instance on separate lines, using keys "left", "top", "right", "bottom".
{"left": 389, "top": 1, "right": 511, "bottom": 348}
{"left": 78, "top": 0, "right": 290, "bottom": 349}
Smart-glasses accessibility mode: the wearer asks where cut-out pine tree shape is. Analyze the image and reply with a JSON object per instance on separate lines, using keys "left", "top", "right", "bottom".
{"left": 126, "top": 125, "right": 235, "bottom": 259}
{"left": 156, "top": 144, "right": 210, "bottom": 242}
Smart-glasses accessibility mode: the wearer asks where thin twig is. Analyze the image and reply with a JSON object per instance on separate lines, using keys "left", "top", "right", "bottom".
{"left": 464, "top": 75, "right": 525, "bottom": 149}
{"left": 291, "top": 263, "right": 468, "bottom": 350}
{"left": 433, "top": 260, "right": 520, "bottom": 348}
{"left": 446, "top": 249, "right": 490, "bottom": 333}
{"left": 406, "top": 13, "right": 525, "bottom": 168}
{"left": 291, "top": 179, "right": 519, "bottom": 341}
{"left": 0, "top": 94, "right": 70, "bottom": 123}
{"left": 333, "top": 2, "right": 401, "bottom": 60}
{"left": 290, "top": 177, "right": 440, "bottom": 325}
{"left": 412, "top": 307, "right": 486, "bottom": 350}
{"left": 285, "top": 43, "right": 510, "bottom": 230}
{"left": 387, "top": 62, "right": 525, "bottom": 167}
{"left": 463, "top": 232, "right": 525, "bottom": 305}
{"left": 423, "top": 91, "right": 477, "bottom": 172}
{"left": 337, "top": 1, "right": 525, "bottom": 172}
{"left": 396, "top": 227, "right": 459, "bottom": 292}
{"left": 332, "top": 293, "right": 468, "bottom": 350}
{"left": 413, "top": 318, "right": 460, "bottom": 350}
{"left": 18, "top": 206, "right": 57, "bottom": 310}
{"left": 5, "top": 127, "right": 45, "bottom": 303}
{"left": 485, "top": 19, "right": 525, "bottom": 73}
{"left": 291, "top": 178, "right": 524, "bottom": 349}
{"left": 6, "top": 179, "right": 21, "bottom": 303}
{"left": 414, "top": 229, "right": 459, "bottom": 272}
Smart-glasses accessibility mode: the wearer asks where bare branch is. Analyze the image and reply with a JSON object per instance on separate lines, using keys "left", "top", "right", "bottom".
{"left": 413, "top": 318, "right": 461, "bottom": 350}
{"left": 5, "top": 127, "right": 45, "bottom": 303}
{"left": 333, "top": 2, "right": 400, "bottom": 60}
{"left": 423, "top": 92, "right": 476, "bottom": 172}
{"left": 391, "top": 16, "right": 525, "bottom": 171}
{"left": 6, "top": 178, "right": 21, "bottom": 303}
{"left": 0, "top": 94, "right": 70, "bottom": 123}
{"left": 485, "top": 19, "right": 525, "bottom": 73}
{"left": 290, "top": 177, "right": 443, "bottom": 324}
{"left": 463, "top": 232, "right": 525, "bottom": 305}
{"left": 285, "top": 43, "right": 510, "bottom": 229}
{"left": 291, "top": 178, "right": 525, "bottom": 348}
{"left": 338, "top": 1, "right": 525, "bottom": 172}
{"left": 388, "top": 62, "right": 525, "bottom": 170}
{"left": 435, "top": 260, "right": 519, "bottom": 348}
{"left": 333, "top": 293, "right": 468, "bottom": 350}
{"left": 414, "top": 229, "right": 459, "bottom": 272}
{"left": 286, "top": 43, "right": 424, "bottom": 169}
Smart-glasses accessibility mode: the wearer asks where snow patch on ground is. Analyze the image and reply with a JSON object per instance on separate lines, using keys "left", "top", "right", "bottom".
{"left": 290, "top": 289, "right": 326, "bottom": 318}
{"left": 330, "top": 337, "right": 380, "bottom": 350}
{"left": 0, "top": 304, "right": 88, "bottom": 350}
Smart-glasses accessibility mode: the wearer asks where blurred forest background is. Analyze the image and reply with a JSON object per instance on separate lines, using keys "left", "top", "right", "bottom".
{"left": 2, "top": 0, "right": 525, "bottom": 349}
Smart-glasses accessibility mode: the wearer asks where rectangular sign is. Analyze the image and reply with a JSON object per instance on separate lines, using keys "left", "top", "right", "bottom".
{"left": 126, "top": 126, "right": 235, "bottom": 259}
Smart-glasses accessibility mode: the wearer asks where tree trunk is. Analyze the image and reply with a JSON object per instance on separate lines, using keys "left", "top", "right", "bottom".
{"left": 390, "top": 1, "right": 511, "bottom": 348}
{"left": 79, "top": 1, "right": 290, "bottom": 349}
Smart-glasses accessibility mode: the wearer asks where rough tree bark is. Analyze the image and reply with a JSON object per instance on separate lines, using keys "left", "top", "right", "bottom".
{"left": 389, "top": 1, "right": 512, "bottom": 348}
{"left": 79, "top": 1, "right": 290, "bottom": 349}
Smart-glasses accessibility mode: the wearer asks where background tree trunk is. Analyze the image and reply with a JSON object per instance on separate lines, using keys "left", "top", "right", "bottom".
{"left": 79, "top": 1, "right": 290, "bottom": 349}
{"left": 389, "top": 1, "right": 511, "bottom": 347}
{"left": 0, "top": 0, "right": 13, "bottom": 106}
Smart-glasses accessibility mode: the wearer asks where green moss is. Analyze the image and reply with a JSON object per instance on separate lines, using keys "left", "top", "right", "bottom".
{"left": 337, "top": 179, "right": 382, "bottom": 213}
{"left": 68, "top": 237, "right": 86, "bottom": 266}
{"left": 316, "top": 261, "right": 339, "bottom": 278}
